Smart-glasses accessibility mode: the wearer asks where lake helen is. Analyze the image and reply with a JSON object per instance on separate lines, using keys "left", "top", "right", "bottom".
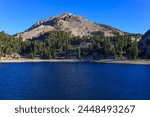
{"left": 0, "top": 62, "right": 150, "bottom": 100}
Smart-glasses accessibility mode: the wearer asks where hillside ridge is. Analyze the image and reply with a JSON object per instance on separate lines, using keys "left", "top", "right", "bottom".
{"left": 17, "top": 13, "right": 127, "bottom": 40}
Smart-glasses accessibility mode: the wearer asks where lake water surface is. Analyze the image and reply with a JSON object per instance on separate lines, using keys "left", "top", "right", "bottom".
{"left": 0, "top": 62, "right": 150, "bottom": 100}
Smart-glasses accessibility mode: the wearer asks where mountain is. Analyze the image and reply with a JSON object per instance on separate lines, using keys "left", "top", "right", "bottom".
{"left": 17, "top": 13, "right": 127, "bottom": 40}
{"left": 139, "top": 30, "right": 150, "bottom": 58}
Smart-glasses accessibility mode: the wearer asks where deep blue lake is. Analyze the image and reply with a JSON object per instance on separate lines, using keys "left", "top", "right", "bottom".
{"left": 0, "top": 62, "right": 150, "bottom": 100}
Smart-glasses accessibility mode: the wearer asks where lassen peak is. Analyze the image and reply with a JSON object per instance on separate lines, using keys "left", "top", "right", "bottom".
{"left": 17, "top": 13, "right": 126, "bottom": 40}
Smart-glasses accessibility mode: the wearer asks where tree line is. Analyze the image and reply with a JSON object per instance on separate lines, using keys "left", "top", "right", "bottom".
{"left": 0, "top": 31, "right": 140, "bottom": 60}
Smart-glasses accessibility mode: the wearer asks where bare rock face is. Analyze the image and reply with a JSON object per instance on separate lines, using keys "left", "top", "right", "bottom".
{"left": 17, "top": 13, "right": 126, "bottom": 40}
{"left": 139, "top": 30, "right": 150, "bottom": 58}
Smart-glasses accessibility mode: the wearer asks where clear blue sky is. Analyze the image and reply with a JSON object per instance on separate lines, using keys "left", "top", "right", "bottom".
{"left": 0, "top": 0, "right": 150, "bottom": 34}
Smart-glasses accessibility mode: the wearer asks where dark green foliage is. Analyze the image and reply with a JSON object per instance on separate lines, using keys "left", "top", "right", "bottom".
{"left": 0, "top": 31, "right": 22, "bottom": 57}
{"left": 77, "top": 47, "right": 81, "bottom": 59}
{"left": 0, "top": 31, "right": 140, "bottom": 60}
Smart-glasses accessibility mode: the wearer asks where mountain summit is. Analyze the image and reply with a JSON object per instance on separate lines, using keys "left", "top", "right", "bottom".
{"left": 17, "top": 13, "right": 126, "bottom": 40}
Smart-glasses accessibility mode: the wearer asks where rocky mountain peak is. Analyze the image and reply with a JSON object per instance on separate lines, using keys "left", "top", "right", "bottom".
{"left": 26, "top": 12, "right": 83, "bottom": 31}
{"left": 17, "top": 13, "right": 126, "bottom": 40}
{"left": 58, "top": 12, "right": 75, "bottom": 18}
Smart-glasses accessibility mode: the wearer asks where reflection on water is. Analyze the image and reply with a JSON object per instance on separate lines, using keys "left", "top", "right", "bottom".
{"left": 0, "top": 62, "right": 150, "bottom": 100}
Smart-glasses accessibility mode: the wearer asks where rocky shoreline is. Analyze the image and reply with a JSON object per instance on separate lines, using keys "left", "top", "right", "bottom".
{"left": 95, "top": 59, "right": 150, "bottom": 65}
{"left": 0, "top": 58, "right": 80, "bottom": 63}
{"left": 0, "top": 58, "right": 150, "bottom": 65}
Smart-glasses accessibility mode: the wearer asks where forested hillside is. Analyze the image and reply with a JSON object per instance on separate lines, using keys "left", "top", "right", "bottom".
{"left": 0, "top": 31, "right": 139, "bottom": 60}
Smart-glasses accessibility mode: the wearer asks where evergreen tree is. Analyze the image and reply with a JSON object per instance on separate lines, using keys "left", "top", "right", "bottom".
{"left": 77, "top": 47, "right": 81, "bottom": 59}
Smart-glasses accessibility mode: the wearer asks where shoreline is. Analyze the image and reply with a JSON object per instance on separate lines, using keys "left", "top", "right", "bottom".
{"left": 0, "top": 58, "right": 150, "bottom": 65}
{"left": 0, "top": 59, "right": 81, "bottom": 63}
{"left": 95, "top": 59, "right": 150, "bottom": 65}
